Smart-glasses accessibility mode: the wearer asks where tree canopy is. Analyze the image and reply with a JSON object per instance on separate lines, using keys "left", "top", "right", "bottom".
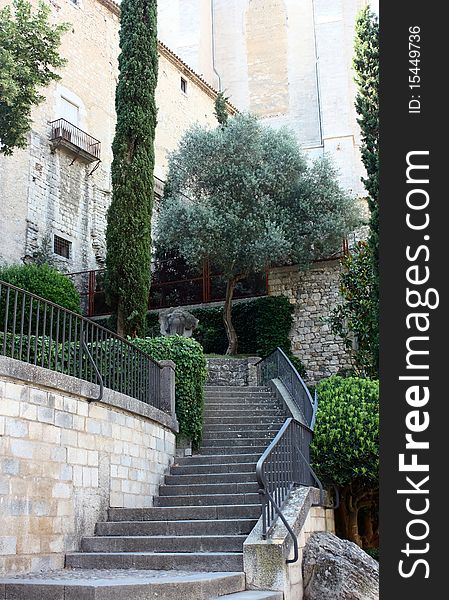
{"left": 157, "top": 114, "right": 360, "bottom": 353}
{"left": 0, "top": 0, "right": 68, "bottom": 155}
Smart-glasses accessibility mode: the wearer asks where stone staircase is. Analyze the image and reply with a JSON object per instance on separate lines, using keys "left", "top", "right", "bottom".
{"left": 0, "top": 386, "right": 286, "bottom": 599}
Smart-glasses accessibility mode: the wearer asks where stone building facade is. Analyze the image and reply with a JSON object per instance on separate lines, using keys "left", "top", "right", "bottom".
{"left": 158, "top": 0, "right": 368, "bottom": 196}
{"left": 0, "top": 0, "right": 235, "bottom": 272}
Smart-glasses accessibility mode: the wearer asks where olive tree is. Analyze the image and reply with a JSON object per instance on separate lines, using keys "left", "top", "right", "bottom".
{"left": 157, "top": 114, "right": 359, "bottom": 354}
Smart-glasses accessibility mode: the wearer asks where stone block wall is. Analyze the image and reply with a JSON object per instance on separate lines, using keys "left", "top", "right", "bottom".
{"left": 206, "top": 357, "right": 260, "bottom": 387}
{"left": 0, "top": 357, "right": 177, "bottom": 576}
{"left": 268, "top": 261, "right": 354, "bottom": 382}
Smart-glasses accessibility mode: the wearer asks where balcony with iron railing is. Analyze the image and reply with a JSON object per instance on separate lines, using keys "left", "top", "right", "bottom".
{"left": 50, "top": 118, "right": 101, "bottom": 163}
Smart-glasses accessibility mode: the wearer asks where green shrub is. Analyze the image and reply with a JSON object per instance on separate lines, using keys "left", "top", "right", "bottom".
{"left": 311, "top": 375, "right": 379, "bottom": 548}
{"left": 131, "top": 336, "right": 207, "bottom": 448}
{"left": 0, "top": 263, "right": 81, "bottom": 313}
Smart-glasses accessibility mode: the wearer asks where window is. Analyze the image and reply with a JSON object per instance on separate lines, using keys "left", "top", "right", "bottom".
{"left": 60, "top": 97, "right": 79, "bottom": 125}
{"left": 180, "top": 77, "right": 187, "bottom": 94}
{"left": 54, "top": 235, "right": 71, "bottom": 259}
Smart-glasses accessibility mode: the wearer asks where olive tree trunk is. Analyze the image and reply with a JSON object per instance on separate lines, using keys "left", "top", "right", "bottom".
{"left": 224, "top": 277, "right": 239, "bottom": 355}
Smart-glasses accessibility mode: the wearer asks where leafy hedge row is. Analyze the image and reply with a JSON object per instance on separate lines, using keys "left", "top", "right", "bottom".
{"left": 132, "top": 336, "right": 207, "bottom": 449}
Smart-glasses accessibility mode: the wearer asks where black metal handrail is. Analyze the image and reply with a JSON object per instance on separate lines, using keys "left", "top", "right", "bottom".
{"left": 50, "top": 118, "right": 101, "bottom": 160}
{"left": 255, "top": 347, "right": 326, "bottom": 563}
{"left": 258, "top": 347, "right": 318, "bottom": 428}
{"left": 0, "top": 280, "right": 166, "bottom": 411}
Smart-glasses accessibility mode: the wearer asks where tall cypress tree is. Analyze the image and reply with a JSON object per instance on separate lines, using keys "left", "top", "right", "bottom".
{"left": 105, "top": 0, "right": 158, "bottom": 337}
{"left": 354, "top": 6, "right": 379, "bottom": 372}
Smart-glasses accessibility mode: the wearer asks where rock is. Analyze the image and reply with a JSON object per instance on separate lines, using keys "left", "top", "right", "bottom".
{"left": 302, "top": 532, "right": 379, "bottom": 600}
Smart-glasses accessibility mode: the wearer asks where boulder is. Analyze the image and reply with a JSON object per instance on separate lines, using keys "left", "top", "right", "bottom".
{"left": 302, "top": 532, "right": 379, "bottom": 600}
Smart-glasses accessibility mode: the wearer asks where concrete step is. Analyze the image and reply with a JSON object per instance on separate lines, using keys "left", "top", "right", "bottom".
{"left": 65, "top": 551, "right": 244, "bottom": 572}
{"left": 204, "top": 385, "right": 273, "bottom": 394}
{"left": 204, "top": 402, "right": 280, "bottom": 411}
{"left": 159, "top": 482, "right": 259, "bottom": 496}
{"left": 81, "top": 535, "right": 246, "bottom": 553}
{"left": 165, "top": 472, "right": 256, "bottom": 485}
{"left": 108, "top": 504, "right": 262, "bottom": 522}
{"left": 194, "top": 446, "right": 266, "bottom": 455}
{"left": 154, "top": 493, "right": 260, "bottom": 507}
{"left": 201, "top": 437, "right": 273, "bottom": 447}
{"left": 96, "top": 518, "right": 257, "bottom": 537}
{"left": 204, "top": 409, "right": 283, "bottom": 418}
{"left": 0, "top": 571, "right": 247, "bottom": 600}
{"left": 175, "top": 453, "right": 260, "bottom": 465}
{"left": 213, "top": 592, "right": 283, "bottom": 600}
{"left": 201, "top": 433, "right": 278, "bottom": 443}
{"left": 203, "top": 424, "right": 281, "bottom": 434}
{"left": 203, "top": 416, "right": 285, "bottom": 425}
{"left": 170, "top": 462, "right": 257, "bottom": 475}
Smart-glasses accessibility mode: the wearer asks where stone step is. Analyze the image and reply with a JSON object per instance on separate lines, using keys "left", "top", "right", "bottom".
{"left": 154, "top": 493, "right": 260, "bottom": 507}
{"left": 0, "top": 571, "right": 247, "bottom": 600}
{"left": 81, "top": 535, "right": 246, "bottom": 553}
{"left": 203, "top": 416, "right": 285, "bottom": 425}
{"left": 175, "top": 453, "right": 260, "bottom": 465}
{"left": 65, "top": 551, "right": 244, "bottom": 572}
{"left": 204, "top": 385, "right": 273, "bottom": 394}
{"left": 96, "top": 518, "right": 257, "bottom": 537}
{"left": 204, "top": 402, "right": 280, "bottom": 410}
{"left": 165, "top": 472, "right": 256, "bottom": 485}
{"left": 204, "top": 409, "right": 283, "bottom": 418}
{"left": 170, "top": 462, "right": 257, "bottom": 475}
{"left": 213, "top": 592, "right": 283, "bottom": 600}
{"left": 202, "top": 429, "right": 280, "bottom": 439}
{"left": 108, "top": 504, "right": 262, "bottom": 522}
{"left": 194, "top": 446, "right": 266, "bottom": 455}
{"left": 159, "top": 482, "right": 259, "bottom": 496}
{"left": 203, "top": 424, "right": 281, "bottom": 433}
{"left": 201, "top": 437, "right": 273, "bottom": 447}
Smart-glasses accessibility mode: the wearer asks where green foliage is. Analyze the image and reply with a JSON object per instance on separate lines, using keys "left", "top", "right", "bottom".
{"left": 131, "top": 336, "right": 207, "bottom": 448}
{"left": 105, "top": 0, "right": 158, "bottom": 337}
{"left": 0, "top": 263, "right": 81, "bottom": 313}
{"left": 157, "top": 113, "right": 360, "bottom": 352}
{"left": 365, "top": 547, "right": 379, "bottom": 562}
{"left": 214, "top": 91, "right": 229, "bottom": 126}
{"left": 330, "top": 242, "right": 378, "bottom": 377}
{"left": 352, "top": 7, "right": 379, "bottom": 373}
{"left": 311, "top": 375, "right": 379, "bottom": 487}
{"left": 0, "top": 0, "right": 68, "bottom": 155}
{"left": 145, "top": 296, "right": 307, "bottom": 377}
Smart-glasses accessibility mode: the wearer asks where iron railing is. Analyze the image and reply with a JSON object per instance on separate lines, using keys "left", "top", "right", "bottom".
{"left": 0, "top": 280, "right": 166, "bottom": 411}
{"left": 258, "top": 347, "right": 318, "bottom": 428}
{"left": 256, "top": 418, "right": 324, "bottom": 563}
{"left": 50, "top": 118, "right": 101, "bottom": 161}
{"left": 256, "top": 347, "right": 325, "bottom": 563}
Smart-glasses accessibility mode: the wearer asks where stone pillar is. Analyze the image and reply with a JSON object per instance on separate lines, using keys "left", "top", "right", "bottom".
{"left": 158, "top": 360, "right": 176, "bottom": 418}
{"left": 247, "top": 357, "right": 260, "bottom": 386}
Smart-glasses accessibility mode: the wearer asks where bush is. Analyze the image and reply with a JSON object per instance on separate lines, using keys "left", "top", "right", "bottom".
{"left": 131, "top": 336, "right": 207, "bottom": 448}
{"left": 0, "top": 263, "right": 81, "bottom": 313}
{"left": 311, "top": 375, "right": 379, "bottom": 548}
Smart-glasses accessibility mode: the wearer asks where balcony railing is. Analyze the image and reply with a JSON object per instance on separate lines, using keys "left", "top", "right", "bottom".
{"left": 50, "top": 118, "right": 101, "bottom": 162}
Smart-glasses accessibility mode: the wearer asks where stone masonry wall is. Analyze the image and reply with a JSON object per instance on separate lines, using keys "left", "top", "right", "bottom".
{"left": 206, "top": 358, "right": 260, "bottom": 387}
{"left": 268, "top": 261, "right": 353, "bottom": 383}
{"left": 0, "top": 357, "right": 176, "bottom": 576}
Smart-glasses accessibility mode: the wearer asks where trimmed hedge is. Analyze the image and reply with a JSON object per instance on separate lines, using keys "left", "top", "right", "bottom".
{"left": 132, "top": 336, "right": 207, "bottom": 448}
{"left": 0, "top": 263, "right": 81, "bottom": 313}
{"left": 311, "top": 375, "right": 379, "bottom": 486}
